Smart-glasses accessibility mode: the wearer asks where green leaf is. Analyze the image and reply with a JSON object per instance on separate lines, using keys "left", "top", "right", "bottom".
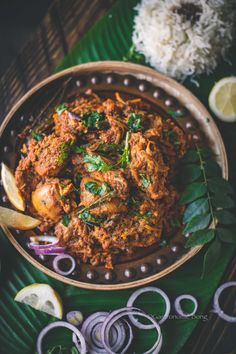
{"left": 199, "top": 147, "right": 212, "bottom": 159}
{"left": 179, "top": 182, "right": 207, "bottom": 204}
{"left": 82, "top": 111, "right": 106, "bottom": 129}
{"left": 127, "top": 112, "right": 143, "bottom": 132}
{"left": 215, "top": 210, "right": 236, "bottom": 225}
{"left": 56, "top": 103, "right": 67, "bottom": 114}
{"left": 120, "top": 131, "right": 130, "bottom": 168}
{"left": 79, "top": 210, "right": 102, "bottom": 224}
{"left": 183, "top": 198, "right": 209, "bottom": 224}
{"left": 58, "top": 140, "right": 75, "bottom": 165}
{"left": 183, "top": 213, "right": 211, "bottom": 234}
{"left": 185, "top": 229, "right": 215, "bottom": 248}
{"left": 73, "top": 145, "right": 86, "bottom": 154}
{"left": 140, "top": 173, "right": 150, "bottom": 189}
{"left": 216, "top": 227, "right": 236, "bottom": 243}
{"left": 204, "top": 160, "right": 221, "bottom": 177}
{"left": 181, "top": 150, "right": 199, "bottom": 163}
{"left": 85, "top": 181, "right": 110, "bottom": 195}
{"left": 168, "top": 110, "right": 184, "bottom": 119}
{"left": 208, "top": 177, "right": 234, "bottom": 195}
{"left": 31, "top": 130, "right": 43, "bottom": 141}
{"left": 212, "top": 194, "right": 235, "bottom": 208}
{"left": 180, "top": 164, "right": 202, "bottom": 183}
{"left": 61, "top": 214, "right": 70, "bottom": 227}
{"left": 84, "top": 154, "right": 112, "bottom": 172}
{"left": 122, "top": 43, "right": 145, "bottom": 64}
{"left": 202, "top": 238, "right": 221, "bottom": 278}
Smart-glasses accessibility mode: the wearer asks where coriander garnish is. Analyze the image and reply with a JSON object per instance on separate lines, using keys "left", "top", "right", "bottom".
{"left": 85, "top": 181, "right": 110, "bottom": 195}
{"left": 56, "top": 103, "right": 67, "bottom": 115}
{"left": 61, "top": 214, "right": 70, "bottom": 227}
{"left": 83, "top": 154, "right": 112, "bottom": 172}
{"left": 127, "top": 112, "right": 143, "bottom": 132}
{"left": 140, "top": 173, "right": 150, "bottom": 189}
{"left": 120, "top": 131, "right": 130, "bottom": 168}
{"left": 31, "top": 130, "right": 43, "bottom": 141}
{"left": 82, "top": 111, "right": 106, "bottom": 129}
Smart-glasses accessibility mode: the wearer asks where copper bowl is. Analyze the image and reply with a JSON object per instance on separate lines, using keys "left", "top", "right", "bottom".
{"left": 0, "top": 61, "right": 228, "bottom": 290}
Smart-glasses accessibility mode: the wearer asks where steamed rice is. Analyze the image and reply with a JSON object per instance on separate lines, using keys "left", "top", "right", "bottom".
{"left": 132, "top": 0, "right": 236, "bottom": 80}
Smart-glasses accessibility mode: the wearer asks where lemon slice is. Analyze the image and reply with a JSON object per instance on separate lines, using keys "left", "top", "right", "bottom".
{"left": 0, "top": 206, "right": 41, "bottom": 230}
{"left": 1, "top": 162, "right": 25, "bottom": 211}
{"left": 15, "top": 284, "right": 63, "bottom": 319}
{"left": 209, "top": 77, "right": 236, "bottom": 122}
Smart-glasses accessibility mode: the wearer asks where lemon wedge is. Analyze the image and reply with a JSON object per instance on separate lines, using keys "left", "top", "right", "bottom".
{"left": 209, "top": 77, "right": 236, "bottom": 122}
{"left": 0, "top": 206, "right": 41, "bottom": 230}
{"left": 14, "top": 284, "right": 63, "bottom": 319}
{"left": 1, "top": 162, "right": 25, "bottom": 211}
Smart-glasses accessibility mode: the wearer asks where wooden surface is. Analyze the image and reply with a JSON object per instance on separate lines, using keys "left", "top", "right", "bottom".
{"left": 0, "top": 0, "right": 235, "bottom": 353}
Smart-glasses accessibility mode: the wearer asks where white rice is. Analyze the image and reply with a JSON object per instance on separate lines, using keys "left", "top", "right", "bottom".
{"left": 132, "top": 0, "right": 236, "bottom": 81}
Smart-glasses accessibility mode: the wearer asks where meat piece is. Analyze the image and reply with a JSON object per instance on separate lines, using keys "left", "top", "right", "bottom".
{"left": 90, "top": 198, "right": 127, "bottom": 216}
{"left": 26, "top": 133, "right": 75, "bottom": 177}
{"left": 54, "top": 111, "right": 88, "bottom": 136}
{"left": 90, "top": 170, "right": 129, "bottom": 201}
{"left": 55, "top": 215, "right": 89, "bottom": 243}
{"left": 129, "top": 132, "right": 169, "bottom": 200}
{"left": 32, "top": 178, "right": 75, "bottom": 222}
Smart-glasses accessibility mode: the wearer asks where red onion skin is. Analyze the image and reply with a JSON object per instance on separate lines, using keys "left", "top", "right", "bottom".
{"left": 174, "top": 294, "right": 198, "bottom": 318}
{"left": 101, "top": 307, "right": 162, "bottom": 354}
{"left": 36, "top": 321, "right": 87, "bottom": 354}
{"left": 127, "top": 286, "right": 171, "bottom": 328}
{"left": 213, "top": 281, "right": 236, "bottom": 323}
{"left": 34, "top": 247, "right": 65, "bottom": 255}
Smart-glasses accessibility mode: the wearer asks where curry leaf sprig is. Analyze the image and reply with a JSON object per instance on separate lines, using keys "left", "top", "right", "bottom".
{"left": 179, "top": 145, "right": 236, "bottom": 277}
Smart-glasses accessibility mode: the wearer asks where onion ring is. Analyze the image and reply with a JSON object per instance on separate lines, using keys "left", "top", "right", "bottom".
{"left": 36, "top": 321, "right": 87, "bottom": 354}
{"left": 79, "top": 311, "right": 131, "bottom": 353}
{"left": 29, "top": 236, "right": 58, "bottom": 248}
{"left": 127, "top": 286, "right": 171, "bottom": 328}
{"left": 52, "top": 254, "right": 76, "bottom": 276}
{"left": 174, "top": 294, "right": 198, "bottom": 318}
{"left": 213, "top": 281, "right": 236, "bottom": 323}
{"left": 101, "top": 307, "right": 162, "bottom": 354}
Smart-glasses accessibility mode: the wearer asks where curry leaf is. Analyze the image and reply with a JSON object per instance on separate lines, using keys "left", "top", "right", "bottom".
{"left": 204, "top": 160, "right": 221, "bottom": 177}
{"left": 212, "top": 194, "right": 235, "bottom": 208}
{"left": 180, "top": 164, "right": 202, "bottom": 183}
{"left": 208, "top": 177, "right": 234, "bottom": 195}
{"left": 185, "top": 229, "right": 215, "bottom": 248}
{"left": 179, "top": 182, "right": 207, "bottom": 204}
{"left": 183, "top": 198, "right": 209, "bottom": 224}
{"left": 183, "top": 213, "right": 211, "bottom": 234}
{"left": 215, "top": 210, "right": 236, "bottom": 225}
{"left": 202, "top": 238, "right": 221, "bottom": 278}
{"left": 181, "top": 150, "right": 199, "bottom": 163}
{"left": 216, "top": 227, "right": 236, "bottom": 243}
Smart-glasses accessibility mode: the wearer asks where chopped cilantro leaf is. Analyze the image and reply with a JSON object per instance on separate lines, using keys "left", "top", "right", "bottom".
{"left": 31, "top": 130, "right": 43, "bottom": 141}
{"left": 56, "top": 103, "right": 67, "bottom": 115}
{"left": 79, "top": 211, "right": 102, "bottom": 224}
{"left": 120, "top": 132, "right": 130, "bottom": 168}
{"left": 85, "top": 181, "right": 110, "bottom": 195}
{"left": 127, "top": 112, "right": 143, "bottom": 132}
{"left": 84, "top": 154, "right": 112, "bottom": 172}
{"left": 140, "top": 173, "right": 150, "bottom": 189}
{"left": 82, "top": 111, "right": 106, "bottom": 129}
{"left": 58, "top": 140, "right": 75, "bottom": 165}
{"left": 73, "top": 145, "right": 86, "bottom": 154}
{"left": 61, "top": 214, "right": 70, "bottom": 227}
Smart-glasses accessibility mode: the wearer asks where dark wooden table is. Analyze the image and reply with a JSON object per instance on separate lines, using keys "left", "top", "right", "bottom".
{"left": 0, "top": 1, "right": 235, "bottom": 353}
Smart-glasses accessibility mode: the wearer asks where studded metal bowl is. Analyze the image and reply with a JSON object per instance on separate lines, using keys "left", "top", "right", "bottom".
{"left": 0, "top": 62, "right": 228, "bottom": 290}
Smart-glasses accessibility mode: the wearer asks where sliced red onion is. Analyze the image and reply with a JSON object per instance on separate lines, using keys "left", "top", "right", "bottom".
{"left": 79, "top": 311, "right": 129, "bottom": 354}
{"left": 36, "top": 321, "right": 87, "bottom": 354}
{"left": 213, "top": 281, "right": 236, "bottom": 323}
{"left": 34, "top": 247, "right": 65, "bottom": 255}
{"left": 174, "top": 294, "right": 198, "bottom": 318}
{"left": 53, "top": 254, "right": 76, "bottom": 276}
{"left": 66, "top": 310, "right": 84, "bottom": 327}
{"left": 127, "top": 286, "right": 171, "bottom": 328}
{"left": 101, "top": 307, "right": 162, "bottom": 354}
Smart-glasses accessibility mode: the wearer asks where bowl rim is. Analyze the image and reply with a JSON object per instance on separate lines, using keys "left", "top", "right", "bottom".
{"left": 0, "top": 61, "right": 228, "bottom": 290}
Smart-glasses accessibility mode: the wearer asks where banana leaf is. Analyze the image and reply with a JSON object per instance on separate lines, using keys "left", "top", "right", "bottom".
{"left": 1, "top": 0, "right": 236, "bottom": 353}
